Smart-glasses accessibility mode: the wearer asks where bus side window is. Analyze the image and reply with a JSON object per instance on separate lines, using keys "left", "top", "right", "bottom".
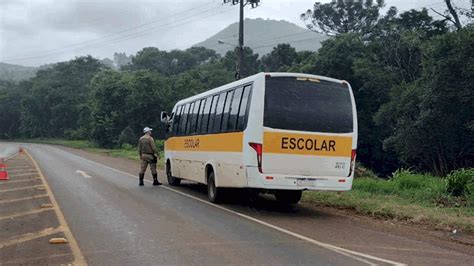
{"left": 200, "top": 96, "right": 213, "bottom": 134}
{"left": 237, "top": 85, "right": 252, "bottom": 130}
{"left": 190, "top": 100, "right": 201, "bottom": 135}
{"left": 179, "top": 103, "right": 190, "bottom": 136}
{"left": 220, "top": 90, "right": 234, "bottom": 132}
{"left": 172, "top": 105, "right": 182, "bottom": 136}
{"left": 207, "top": 94, "right": 220, "bottom": 133}
{"left": 227, "top": 87, "right": 243, "bottom": 132}
{"left": 196, "top": 98, "right": 206, "bottom": 134}
{"left": 213, "top": 92, "right": 227, "bottom": 133}
{"left": 185, "top": 102, "right": 195, "bottom": 135}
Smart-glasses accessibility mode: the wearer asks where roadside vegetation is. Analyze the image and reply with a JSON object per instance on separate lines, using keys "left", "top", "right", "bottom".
{"left": 304, "top": 168, "right": 474, "bottom": 233}
{"left": 25, "top": 139, "right": 165, "bottom": 169}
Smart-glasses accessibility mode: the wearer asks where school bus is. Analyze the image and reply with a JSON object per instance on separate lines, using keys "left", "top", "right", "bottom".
{"left": 161, "top": 72, "right": 358, "bottom": 203}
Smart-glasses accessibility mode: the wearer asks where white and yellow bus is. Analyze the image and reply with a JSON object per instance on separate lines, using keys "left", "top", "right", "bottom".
{"left": 161, "top": 72, "right": 357, "bottom": 203}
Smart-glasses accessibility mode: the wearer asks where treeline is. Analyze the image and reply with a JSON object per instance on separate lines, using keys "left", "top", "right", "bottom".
{"left": 0, "top": 2, "right": 472, "bottom": 176}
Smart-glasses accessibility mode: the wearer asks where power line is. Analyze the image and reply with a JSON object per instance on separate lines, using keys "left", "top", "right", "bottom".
{"left": 71, "top": 8, "right": 234, "bottom": 54}
{"left": 1, "top": 1, "right": 220, "bottom": 62}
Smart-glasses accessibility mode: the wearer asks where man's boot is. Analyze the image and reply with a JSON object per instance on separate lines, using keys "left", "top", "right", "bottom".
{"left": 152, "top": 174, "right": 162, "bottom": 186}
{"left": 139, "top": 173, "right": 144, "bottom": 186}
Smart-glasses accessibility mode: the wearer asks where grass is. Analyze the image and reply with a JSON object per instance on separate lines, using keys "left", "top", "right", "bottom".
{"left": 22, "top": 138, "right": 165, "bottom": 169}
{"left": 303, "top": 169, "right": 474, "bottom": 233}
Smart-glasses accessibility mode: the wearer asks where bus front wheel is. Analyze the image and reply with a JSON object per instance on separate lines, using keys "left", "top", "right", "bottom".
{"left": 207, "top": 171, "right": 222, "bottom": 203}
{"left": 274, "top": 190, "right": 302, "bottom": 204}
{"left": 166, "top": 161, "right": 181, "bottom": 186}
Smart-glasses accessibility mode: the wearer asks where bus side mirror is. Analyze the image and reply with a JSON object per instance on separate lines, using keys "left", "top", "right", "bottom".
{"left": 160, "top": 111, "right": 169, "bottom": 123}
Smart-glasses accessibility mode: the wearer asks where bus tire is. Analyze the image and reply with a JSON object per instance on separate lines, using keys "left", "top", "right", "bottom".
{"left": 275, "top": 190, "right": 302, "bottom": 204}
{"left": 166, "top": 160, "right": 181, "bottom": 186}
{"left": 207, "top": 171, "right": 222, "bottom": 203}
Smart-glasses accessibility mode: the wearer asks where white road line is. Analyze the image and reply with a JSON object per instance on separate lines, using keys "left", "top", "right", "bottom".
{"left": 49, "top": 146, "right": 406, "bottom": 266}
{"left": 75, "top": 170, "right": 92, "bottom": 178}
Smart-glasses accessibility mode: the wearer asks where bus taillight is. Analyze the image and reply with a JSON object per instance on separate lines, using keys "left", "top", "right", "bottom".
{"left": 249, "top": 142, "right": 263, "bottom": 173}
{"left": 348, "top": 149, "right": 357, "bottom": 177}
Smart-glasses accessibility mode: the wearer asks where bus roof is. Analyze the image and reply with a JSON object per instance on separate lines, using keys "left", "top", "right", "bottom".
{"left": 173, "top": 72, "right": 347, "bottom": 108}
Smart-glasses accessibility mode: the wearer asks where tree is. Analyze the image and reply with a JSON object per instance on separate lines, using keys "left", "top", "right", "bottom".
{"left": 114, "top": 52, "right": 132, "bottom": 69}
{"left": 261, "top": 44, "right": 298, "bottom": 72}
{"left": 301, "top": 0, "right": 385, "bottom": 36}
{"left": 0, "top": 80, "right": 24, "bottom": 139}
{"left": 222, "top": 47, "right": 260, "bottom": 78}
{"left": 375, "top": 29, "right": 474, "bottom": 176}
{"left": 128, "top": 47, "right": 219, "bottom": 75}
{"left": 88, "top": 70, "right": 131, "bottom": 147}
{"left": 20, "top": 56, "right": 104, "bottom": 138}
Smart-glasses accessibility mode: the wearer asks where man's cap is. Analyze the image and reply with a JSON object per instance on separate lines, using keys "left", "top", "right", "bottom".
{"left": 143, "top": 127, "right": 153, "bottom": 133}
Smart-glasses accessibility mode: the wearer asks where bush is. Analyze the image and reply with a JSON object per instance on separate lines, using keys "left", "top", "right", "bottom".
{"left": 155, "top": 139, "right": 165, "bottom": 152}
{"left": 64, "top": 128, "right": 88, "bottom": 140}
{"left": 118, "top": 126, "right": 136, "bottom": 147}
{"left": 446, "top": 168, "right": 474, "bottom": 197}
{"left": 354, "top": 162, "right": 378, "bottom": 179}
{"left": 121, "top": 143, "right": 135, "bottom": 150}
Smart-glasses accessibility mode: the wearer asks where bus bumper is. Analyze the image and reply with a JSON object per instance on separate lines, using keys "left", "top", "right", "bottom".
{"left": 246, "top": 166, "right": 353, "bottom": 191}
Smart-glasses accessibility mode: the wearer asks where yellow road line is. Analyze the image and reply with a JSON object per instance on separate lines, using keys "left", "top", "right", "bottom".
{"left": 0, "top": 184, "right": 45, "bottom": 193}
{"left": 0, "top": 227, "right": 62, "bottom": 248}
{"left": 0, "top": 194, "right": 48, "bottom": 204}
{"left": 0, "top": 208, "right": 54, "bottom": 221}
{"left": 25, "top": 149, "right": 87, "bottom": 266}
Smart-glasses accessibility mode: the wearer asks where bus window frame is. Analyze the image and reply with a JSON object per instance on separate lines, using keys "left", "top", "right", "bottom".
{"left": 172, "top": 82, "right": 253, "bottom": 137}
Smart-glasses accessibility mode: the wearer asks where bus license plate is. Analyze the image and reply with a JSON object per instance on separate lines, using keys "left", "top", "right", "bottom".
{"left": 297, "top": 179, "right": 316, "bottom": 187}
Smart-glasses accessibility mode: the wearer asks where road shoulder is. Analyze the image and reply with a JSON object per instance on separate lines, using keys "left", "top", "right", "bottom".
{"left": 0, "top": 149, "right": 86, "bottom": 265}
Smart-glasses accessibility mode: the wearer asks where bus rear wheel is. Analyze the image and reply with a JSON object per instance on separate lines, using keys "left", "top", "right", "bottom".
{"left": 207, "top": 171, "right": 222, "bottom": 203}
{"left": 274, "top": 190, "right": 302, "bottom": 204}
{"left": 166, "top": 161, "right": 181, "bottom": 186}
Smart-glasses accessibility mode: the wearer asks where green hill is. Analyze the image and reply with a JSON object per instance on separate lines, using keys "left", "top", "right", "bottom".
{"left": 193, "top": 18, "right": 328, "bottom": 56}
{"left": 0, "top": 62, "right": 38, "bottom": 81}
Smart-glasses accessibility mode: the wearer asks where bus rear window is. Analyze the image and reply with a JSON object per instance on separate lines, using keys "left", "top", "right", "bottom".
{"left": 264, "top": 77, "right": 353, "bottom": 133}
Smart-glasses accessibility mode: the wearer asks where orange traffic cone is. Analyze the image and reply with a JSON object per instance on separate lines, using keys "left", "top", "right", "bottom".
{"left": 0, "top": 164, "right": 9, "bottom": 180}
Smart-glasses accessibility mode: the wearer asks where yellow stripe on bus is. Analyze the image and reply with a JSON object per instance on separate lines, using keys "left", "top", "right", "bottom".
{"left": 263, "top": 132, "right": 352, "bottom": 157}
{"left": 165, "top": 132, "right": 243, "bottom": 152}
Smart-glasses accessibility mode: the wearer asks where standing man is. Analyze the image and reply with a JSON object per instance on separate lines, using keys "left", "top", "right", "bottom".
{"left": 138, "top": 127, "right": 161, "bottom": 186}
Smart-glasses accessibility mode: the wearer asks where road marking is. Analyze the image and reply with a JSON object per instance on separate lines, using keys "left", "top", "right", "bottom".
{"left": 0, "top": 227, "right": 61, "bottom": 248}
{"left": 5, "top": 165, "right": 35, "bottom": 170}
{"left": 53, "top": 147, "right": 405, "bottom": 266}
{"left": 7, "top": 169, "right": 36, "bottom": 173}
{"left": 8, "top": 172, "right": 38, "bottom": 177}
{"left": 25, "top": 149, "right": 87, "bottom": 266}
{"left": 1, "top": 253, "right": 73, "bottom": 265}
{"left": 0, "top": 195, "right": 48, "bottom": 204}
{"left": 0, "top": 208, "right": 54, "bottom": 221}
{"left": 0, "top": 184, "right": 45, "bottom": 193}
{"left": 75, "top": 170, "right": 91, "bottom": 178}
{"left": 0, "top": 178, "right": 39, "bottom": 184}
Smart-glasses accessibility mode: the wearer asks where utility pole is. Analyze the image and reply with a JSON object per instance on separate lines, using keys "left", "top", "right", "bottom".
{"left": 223, "top": 0, "right": 260, "bottom": 79}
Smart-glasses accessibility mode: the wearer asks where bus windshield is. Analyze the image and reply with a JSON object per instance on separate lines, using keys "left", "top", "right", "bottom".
{"left": 264, "top": 76, "right": 353, "bottom": 133}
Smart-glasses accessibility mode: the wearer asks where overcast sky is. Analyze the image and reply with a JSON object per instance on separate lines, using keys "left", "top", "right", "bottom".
{"left": 0, "top": 0, "right": 464, "bottom": 66}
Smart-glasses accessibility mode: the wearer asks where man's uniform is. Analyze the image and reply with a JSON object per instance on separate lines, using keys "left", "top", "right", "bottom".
{"left": 138, "top": 128, "right": 161, "bottom": 186}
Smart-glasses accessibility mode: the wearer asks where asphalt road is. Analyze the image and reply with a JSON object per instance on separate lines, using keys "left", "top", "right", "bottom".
{"left": 4, "top": 143, "right": 473, "bottom": 265}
